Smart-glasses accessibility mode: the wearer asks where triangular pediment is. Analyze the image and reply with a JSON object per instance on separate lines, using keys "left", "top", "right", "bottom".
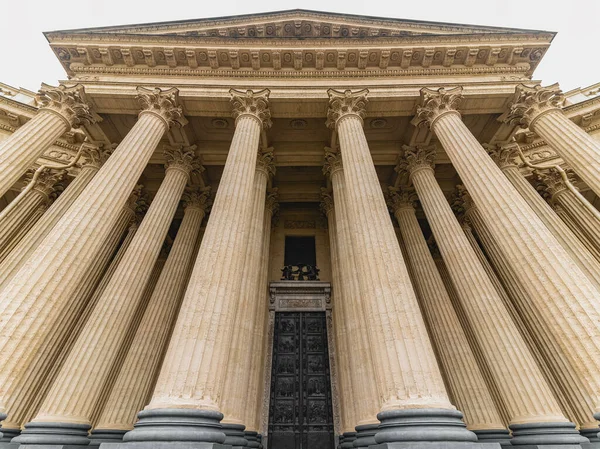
{"left": 47, "top": 9, "right": 547, "bottom": 40}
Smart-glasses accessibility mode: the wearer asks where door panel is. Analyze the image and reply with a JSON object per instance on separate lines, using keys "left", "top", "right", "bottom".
{"left": 268, "top": 312, "right": 334, "bottom": 449}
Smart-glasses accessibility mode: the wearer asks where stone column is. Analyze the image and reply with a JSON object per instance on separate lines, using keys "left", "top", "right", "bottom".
{"left": 0, "top": 201, "right": 50, "bottom": 262}
{"left": 535, "top": 169, "right": 600, "bottom": 257}
{"left": 247, "top": 189, "right": 278, "bottom": 437}
{"left": 458, "top": 191, "right": 599, "bottom": 441}
{"left": 414, "top": 86, "right": 600, "bottom": 445}
{"left": 397, "top": 145, "right": 580, "bottom": 445}
{"left": 15, "top": 146, "right": 198, "bottom": 446}
{"left": 320, "top": 189, "right": 356, "bottom": 437}
{"left": 90, "top": 187, "right": 209, "bottom": 443}
{"left": 325, "top": 89, "right": 476, "bottom": 447}
{"left": 0, "top": 145, "right": 110, "bottom": 290}
{"left": 0, "top": 197, "right": 138, "bottom": 439}
{"left": 485, "top": 144, "right": 600, "bottom": 291}
{"left": 506, "top": 84, "right": 600, "bottom": 197}
{"left": 121, "top": 89, "right": 271, "bottom": 448}
{"left": 323, "top": 150, "right": 379, "bottom": 447}
{"left": 548, "top": 201, "right": 600, "bottom": 261}
{"left": 0, "top": 167, "right": 64, "bottom": 257}
{"left": 389, "top": 189, "right": 510, "bottom": 444}
{"left": 0, "top": 86, "right": 184, "bottom": 429}
{"left": 0, "top": 84, "right": 97, "bottom": 198}
{"left": 221, "top": 149, "right": 274, "bottom": 446}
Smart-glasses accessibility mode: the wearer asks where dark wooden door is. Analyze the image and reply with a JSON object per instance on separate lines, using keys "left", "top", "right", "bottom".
{"left": 268, "top": 312, "right": 335, "bottom": 449}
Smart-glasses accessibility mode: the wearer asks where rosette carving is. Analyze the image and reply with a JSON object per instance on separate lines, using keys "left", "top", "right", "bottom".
{"left": 229, "top": 88, "right": 272, "bottom": 129}
{"left": 504, "top": 83, "right": 564, "bottom": 128}
{"left": 164, "top": 145, "right": 201, "bottom": 175}
{"left": 326, "top": 89, "right": 368, "bottom": 129}
{"left": 136, "top": 86, "right": 185, "bottom": 130}
{"left": 182, "top": 185, "right": 212, "bottom": 212}
{"left": 37, "top": 83, "right": 99, "bottom": 128}
{"left": 412, "top": 86, "right": 463, "bottom": 128}
{"left": 396, "top": 145, "right": 436, "bottom": 177}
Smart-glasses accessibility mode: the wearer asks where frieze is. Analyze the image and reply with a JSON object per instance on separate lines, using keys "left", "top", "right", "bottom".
{"left": 284, "top": 220, "right": 315, "bottom": 229}
{"left": 269, "top": 281, "right": 332, "bottom": 312}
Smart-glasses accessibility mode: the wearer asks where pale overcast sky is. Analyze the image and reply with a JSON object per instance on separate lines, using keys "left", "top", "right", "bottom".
{"left": 1, "top": 0, "right": 597, "bottom": 92}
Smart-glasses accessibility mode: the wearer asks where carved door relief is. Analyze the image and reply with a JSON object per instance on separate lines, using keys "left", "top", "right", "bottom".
{"left": 268, "top": 312, "right": 335, "bottom": 449}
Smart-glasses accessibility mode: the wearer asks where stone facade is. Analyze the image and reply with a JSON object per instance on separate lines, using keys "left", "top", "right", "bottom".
{"left": 0, "top": 9, "right": 599, "bottom": 449}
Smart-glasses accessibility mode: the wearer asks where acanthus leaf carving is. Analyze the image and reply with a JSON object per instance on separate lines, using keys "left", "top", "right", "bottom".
{"left": 504, "top": 83, "right": 565, "bottom": 128}
{"left": 412, "top": 86, "right": 463, "bottom": 128}
{"left": 37, "top": 83, "right": 99, "bottom": 128}
{"left": 136, "top": 86, "right": 186, "bottom": 130}
{"left": 163, "top": 145, "right": 202, "bottom": 175}
{"left": 326, "top": 88, "right": 368, "bottom": 129}
{"left": 229, "top": 88, "right": 272, "bottom": 129}
{"left": 182, "top": 185, "right": 212, "bottom": 212}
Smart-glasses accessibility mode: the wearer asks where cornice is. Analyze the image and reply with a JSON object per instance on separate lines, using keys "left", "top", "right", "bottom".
{"left": 0, "top": 96, "right": 38, "bottom": 114}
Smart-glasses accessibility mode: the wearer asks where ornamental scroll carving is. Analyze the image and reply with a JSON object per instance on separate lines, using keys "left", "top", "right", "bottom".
{"left": 504, "top": 83, "right": 565, "bottom": 128}
{"left": 412, "top": 86, "right": 463, "bottom": 128}
{"left": 387, "top": 187, "right": 418, "bottom": 213}
{"left": 38, "top": 83, "right": 99, "bottom": 128}
{"left": 182, "top": 185, "right": 212, "bottom": 212}
{"left": 397, "top": 145, "right": 437, "bottom": 177}
{"left": 164, "top": 145, "right": 202, "bottom": 175}
{"left": 136, "top": 86, "right": 186, "bottom": 129}
{"left": 229, "top": 88, "right": 272, "bottom": 129}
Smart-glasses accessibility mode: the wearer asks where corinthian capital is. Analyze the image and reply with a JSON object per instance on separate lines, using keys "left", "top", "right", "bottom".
{"left": 182, "top": 185, "right": 212, "bottom": 212}
{"left": 450, "top": 185, "right": 476, "bottom": 221}
{"left": 396, "top": 145, "right": 436, "bottom": 177}
{"left": 483, "top": 143, "right": 519, "bottom": 169}
{"left": 136, "top": 86, "right": 186, "bottom": 130}
{"left": 257, "top": 147, "right": 276, "bottom": 178}
{"left": 322, "top": 147, "right": 343, "bottom": 178}
{"left": 229, "top": 89, "right": 272, "bottom": 129}
{"left": 387, "top": 187, "right": 418, "bottom": 213}
{"left": 534, "top": 169, "right": 576, "bottom": 198}
{"left": 504, "top": 83, "right": 564, "bottom": 128}
{"left": 412, "top": 86, "right": 463, "bottom": 128}
{"left": 320, "top": 187, "right": 334, "bottom": 217}
{"left": 24, "top": 168, "right": 67, "bottom": 198}
{"left": 266, "top": 187, "right": 279, "bottom": 216}
{"left": 38, "top": 84, "right": 99, "bottom": 128}
{"left": 164, "top": 145, "right": 202, "bottom": 176}
{"left": 326, "top": 89, "right": 368, "bottom": 129}
{"left": 80, "top": 144, "right": 112, "bottom": 170}
{"left": 125, "top": 184, "right": 149, "bottom": 223}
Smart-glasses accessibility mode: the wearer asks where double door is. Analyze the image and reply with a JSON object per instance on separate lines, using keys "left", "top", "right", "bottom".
{"left": 268, "top": 312, "right": 334, "bottom": 449}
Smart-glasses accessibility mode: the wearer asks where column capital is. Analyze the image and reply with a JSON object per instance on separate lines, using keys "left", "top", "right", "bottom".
{"left": 136, "top": 86, "right": 186, "bottom": 130}
{"left": 387, "top": 187, "right": 418, "bottom": 214}
{"left": 483, "top": 143, "right": 519, "bottom": 169}
{"left": 396, "top": 145, "right": 436, "bottom": 178}
{"left": 229, "top": 88, "right": 272, "bottom": 129}
{"left": 125, "top": 184, "right": 149, "bottom": 224}
{"left": 266, "top": 187, "right": 279, "bottom": 216}
{"left": 24, "top": 168, "right": 67, "bottom": 198}
{"left": 80, "top": 144, "right": 112, "bottom": 170}
{"left": 164, "top": 145, "right": 202, "bottom": 176}
{"left": 182, "top": 185, "right": 212, "bottom": 213}
{"left": 320, "top": 187, "right": 334, "bottom": 217}
{"left": 256, "top": 147, "right": 276, "bottom": 178}
{"left": 504, "top": 83, "right": 564, "bottom": 128}
{"left": 450, "top": 185, "right": 476, "bottom": 221}
{"left": 326, "top": 88, "right": 369, "bottom": 129}
{"left": 37, "top": 83, "right": 99, "bottom": 129}
{"left": 322, "top": 147, "right": 343, "bottom": 178}
{"left": 412, "top": 86, "right": 463, "bottom": 128}
{"left": 535, "top": 169, "right": 577, "bottom": 198}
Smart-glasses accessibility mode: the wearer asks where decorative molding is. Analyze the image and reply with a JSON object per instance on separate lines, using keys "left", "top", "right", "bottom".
{"left": 284, "top": 220, "right": 316, "bottom": 229}
{"left": 269, "top": 281, "right": 332, "bottom": 312}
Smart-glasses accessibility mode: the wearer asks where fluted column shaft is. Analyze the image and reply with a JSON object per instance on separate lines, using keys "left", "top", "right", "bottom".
{"left": 546, "top": 184, "right": 600, "bottom": 257}
{"left": 327, "top": 90, "right": 452, "bottom": 415}
{"left": 94, "top": 198, "right": 206, "bottom": 434}
{"left": 30, "top": 158, "right": 192, "bottom": 427}
{"left": 0, "top": 88, "right": 181, "bottom": 422}
{"left": 417, "top": 88, "right": 600, "bottom": 430}
{"left": 0, "top": 203, "right": 48, "bottom": 262}
{"left": 495, "top": 159, "right": 600, "bottom": 291}
{"left": 408, "top": 160, "right": 565, "bottom": 425}
{"left": 222, "top": 154, "right": 272, "bottom": 427}
{"left": 0, "top": 84, "right": 95, "bottom": 198}
{"left": 0, "top": 161, "right": 101, "bottom": 290}
{"left": 147, "top": 93, "right": 270, "bottom": 414}
{"left": 1, "top": 205, "right": 134, "bottom": 432}
{"left": 247, "top": 192, "right": 277, "bottom": 431}
{"left": 392, "top": 199, "right": 507, "bottom": 435}
{"left": 322, "top": 197, "right": 355, "bottom": 432}
{"left": 327, "top": 159, "right": 378, "bottom": 427}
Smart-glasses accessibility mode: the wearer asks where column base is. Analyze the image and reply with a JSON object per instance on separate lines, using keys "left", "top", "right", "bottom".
{"left": 12, "top": 422, "right": 91, "bottom": 448}
{"left": 354, "top": 424, "right": 378, "bottom": 448}
{"left": 114, "top": 408, "right": 229, "bottom": 448}
{"left": 472, "top": 429, "right": 511, "bottom": 446}
{"left": 0, "top": 427, "right": 20, "bottom": 443}
{"left": 338, "top": 434, "right": 345, "bottom": 449}
{"left": 341, "top": 432, "right": 356, "bottom": 448}
{"left": 373, "top": 409, "right": 479, "bottom": 445}
{"left": 509, "top": 422, "right": 589, "bottom": 447}
{"left": 581, "top": 426, "right": 600, "bottom": 443}
{"left": 89, "top": 429, "right": 127, "bottom": 446}
{"left": 221, "top": 424, "right": 247, "bottom": 448}
{"left": 243, "top": 431, "right": 259, "bottom": 448}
